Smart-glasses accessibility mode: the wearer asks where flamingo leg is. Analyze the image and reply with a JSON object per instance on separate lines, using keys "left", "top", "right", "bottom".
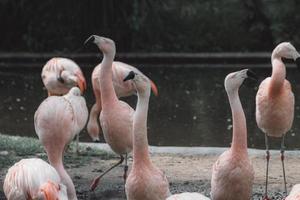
{"left": 264, "top": 134, "right": 271, "bottom": 200}
{"left": 123, "top": 153, "right": 128, "bottom": 184}
{"left": 281, "top": 135, "right": 287, "bottom": 196}
{"left": 90, "top": 155, "right": 124, "bottom": 191}
{"left": 76, "top": 134, "right": 79, "bottom": 155}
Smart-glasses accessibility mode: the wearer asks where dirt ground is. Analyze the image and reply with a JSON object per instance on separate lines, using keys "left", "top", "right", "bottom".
{"left": 1, "top": 150, "right": 299, "bottom": 200}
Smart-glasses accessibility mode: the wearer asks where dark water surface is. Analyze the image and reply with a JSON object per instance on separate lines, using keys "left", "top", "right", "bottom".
{"left": 1, "top": 65, "right": 300, "bottom": 149}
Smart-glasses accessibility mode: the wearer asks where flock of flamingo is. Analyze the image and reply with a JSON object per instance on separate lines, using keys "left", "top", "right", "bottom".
{"left": 2, "top": 35, "right": 300, "bottom": 200}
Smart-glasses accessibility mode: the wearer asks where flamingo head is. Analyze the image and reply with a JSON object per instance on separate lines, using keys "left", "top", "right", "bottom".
{"left": 123, "top": 71, "right": 153, "bottom": 96}
{"left": 273, "top": 42, "right": 300, "bottom": 62}
{"left": 35, "top": 181, "right": 67, "bottom": 200}
{"left": 58, "top": 70, "right": 86, "bottom": 94}
{"left": 224, "top": 69, "right": 257, "bottom": 93}
{"left": 84, "top": 35, "right": 116, "bottom": 57}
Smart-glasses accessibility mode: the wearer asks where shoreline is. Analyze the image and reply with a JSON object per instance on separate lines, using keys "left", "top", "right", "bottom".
{"left": 1, "top": 134, "right": 299, "bottom": 199}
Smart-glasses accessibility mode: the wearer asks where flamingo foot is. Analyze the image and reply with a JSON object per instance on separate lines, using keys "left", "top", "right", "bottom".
{"left": 90, "top": 177, "right": 100, "bottom": 191}
{"left": 263, "top": 196, "right": 271, "bottom": 200}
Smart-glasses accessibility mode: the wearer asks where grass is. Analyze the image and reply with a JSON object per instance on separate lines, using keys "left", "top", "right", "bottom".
{"left": 0, "top": 134, "right": 114, "bottom": 169}
{"left": 0, "top": 134, "right": 44, "bottom": 155}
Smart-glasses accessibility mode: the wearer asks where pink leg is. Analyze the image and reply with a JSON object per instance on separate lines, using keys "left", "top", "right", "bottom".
{"left": 123, "top": 153, "right": 128, "bottom": 184}
{"left": 281, "top": 135, "right": 287, "bottom": 196}
{"left": 90, "top": 155, "right": 124, "bottom": 191}
{"left": 264, "top": 134, "right": 271, "bottom": 200}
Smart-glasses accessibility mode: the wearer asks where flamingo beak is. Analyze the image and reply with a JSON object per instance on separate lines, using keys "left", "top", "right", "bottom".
{"left": 150, "top": 80, "right": 159, "bottom": 96}
{"left": 246, "top": 69, "right": 258, "bottom": 81}
{"left": 84, "top": 35, "right": 96, "bottom": 45}
{"left": 123, "top": 71, "right": 135, "bottom": 82}
{"left": 76, "top": 72, "right": 87, "bottom": 94}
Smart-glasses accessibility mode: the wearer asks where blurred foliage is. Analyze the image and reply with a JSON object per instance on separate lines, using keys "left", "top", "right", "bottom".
{"left": 0, "top": 0, "right": 299, "bottom": 52}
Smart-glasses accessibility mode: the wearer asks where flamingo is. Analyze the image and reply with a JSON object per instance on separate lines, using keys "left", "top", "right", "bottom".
{"left": 286, "top": 184, "right": 300, "bottom": 200}
{"left": 211, "top": 69, "right": 255, "bottom": 200}
{"left": 3, "top": 158, "right": 68, "bottom": 200}
{"left": 34, "top": 87, "right": 88, "bottom": 200}
{"left": 123, "top": 71, "right": 170, "bottom": 200}
{"left": 84, "top": 35, "right": 137, "bottom": 191}
{"left": 42, "top": 57, "right": 86, "bottom": 96}
{"left": 256, "top": 42, "right": 300, "bottom": 199}
{"left": 42, "top": 57, "right": 87, "bottom": 152}
{"left": 87, "top": 55, "right": 158, "bottom": 142}
{"left": 167, "top": 192, "right": 210, "bottom": 200}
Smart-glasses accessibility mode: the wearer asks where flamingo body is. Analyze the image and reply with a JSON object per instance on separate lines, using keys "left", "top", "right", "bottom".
{"left": 256, "top": 78, "right": 294, "bottom": 137}
{"left": 123, "top": 70, "right": 170, "bottom": 200}
{"left": 286, "top": 184, "right": 300, "bottom": 200}
{"left": 211, "top": 150, "right": 254, "bottom": 200}
{"left": 211, "top": 69, "right": 255, "bottom": 200}
{"left": 3, "top": 158, "right": 67, "bottom": 200}
{"left": 85, "top": 35, "right": 135, "bottom": 190}
{"left": 91, "top": 61, "right": 137, "bottom": 99}
{"left": 34, "top": 87, "right": 88, "bottom": 200}
{"left": 87, "top": 61, "right": 158, "bottom": 142}
{"left": 126, "top": 164, "right": 170, "bottom": 200}
{"left": 100, "top": 100, "right": 134, "bottom": 154}
{"left": 255, "top": 42, "right": 300, "bottom": 197}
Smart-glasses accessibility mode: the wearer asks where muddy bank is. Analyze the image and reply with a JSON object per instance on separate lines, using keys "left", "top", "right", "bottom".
{"left": 0, "top": 135, "right": 299, "bottom": 199}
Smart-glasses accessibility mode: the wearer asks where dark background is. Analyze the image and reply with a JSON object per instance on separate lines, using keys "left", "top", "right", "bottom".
{"left": 1, "top": 0, "right": 300, "bottom": 149}
{"left": 1, "top": 0, "right": 299, "bottom": 53}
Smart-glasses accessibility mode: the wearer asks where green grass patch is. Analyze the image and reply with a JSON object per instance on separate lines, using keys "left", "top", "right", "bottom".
{"left": 0, "top": 134, "right": 114, "bottom": 170}
{"left": 0, "top": 134, "right": 44, "bottom": 156}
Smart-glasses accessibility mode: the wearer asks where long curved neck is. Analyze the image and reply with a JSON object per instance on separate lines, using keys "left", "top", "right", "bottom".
{"left": 132, "top": 90, "right": 152, "bottom": 166}
{"left": 270, "top": 53, "right": 286, "bottom": 95}
{"left": 227, "top": 90, "right": 247, "bottom": 154}
{"left": 99, "top": 53, "right": 118, "bottom": 108}
{"left": 47, "top": 152, "right": 77, "bottom": 200}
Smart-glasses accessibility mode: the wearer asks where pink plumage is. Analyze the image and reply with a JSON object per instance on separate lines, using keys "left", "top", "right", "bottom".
{"left": 42, "top": 57, "right": 86, "bottom": 96}
{"left": 34, "top": 87, "right": 88, "bottom": 200}
{"left": 256, "top": 42, "right": 300, "bottom": 198}
{"left": 85, "top": 35, "right": 135, "bottom": 190}
{"left": 3, "top": 158, "right": 68, "bottom": 200}
{"left": 211, "top": 69, "right": 254, "bottom": 200}
{"left": 87, "top": 61, "right": 158, "bottom": 142}
{"left": 124, "top": 70, "right": 170, "bottom": 200}
{"left": 286, "top": 184, "right": 300, "bottom": 200}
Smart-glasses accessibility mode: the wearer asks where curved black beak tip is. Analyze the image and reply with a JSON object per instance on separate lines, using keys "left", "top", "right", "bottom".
{"left": 246, "top": 69, "right": 258, "bottom": 81}
{"left": 123, "top": 71, "right": 135, "bottom": 82}
{"left": 84, "top": 35, "right": 95, "bottom": 45}
{"left": 295, "top": 57, "right": 300, "bottom": 70}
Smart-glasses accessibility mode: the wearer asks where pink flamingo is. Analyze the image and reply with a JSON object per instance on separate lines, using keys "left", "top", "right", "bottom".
{"left": 286, "top": 184, "right": 300, "bottom": 200}
{"left": 87, "top": 58, "right": 158, "bottom": 142}
{"left": 3, "top": 158, "right": 68, "bottom": 200}
{"left": 167, "top": 192, "right": 210, "bottom": 200}
{"left": 256, "top": 42, "right": 300, "bottom": 199}
{"left": 211, "top": 69, "right": 255, "bottom": 200}
{"left": 84, "top": 35, "right": 138, "bottom": 191}
{"left": 34, "top": 87, "right": 88, "bottom": 200}
{"left": 41, "top": 57, "right": 87, "bottom": 152}
{"left": 42, "top": 57, "right": 86, "bottom": 96}
{"left": 123, "top": 71, "right": 170, "bottom": 200}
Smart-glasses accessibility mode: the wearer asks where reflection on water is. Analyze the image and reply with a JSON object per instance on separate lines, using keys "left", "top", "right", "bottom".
{"left": 1, "top": 66, "right": 300, "bottom": 149}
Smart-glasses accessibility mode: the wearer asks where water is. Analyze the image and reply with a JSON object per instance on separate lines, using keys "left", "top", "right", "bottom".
{"left": 1, "top": 65, "right": 300, "bottom": 149}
